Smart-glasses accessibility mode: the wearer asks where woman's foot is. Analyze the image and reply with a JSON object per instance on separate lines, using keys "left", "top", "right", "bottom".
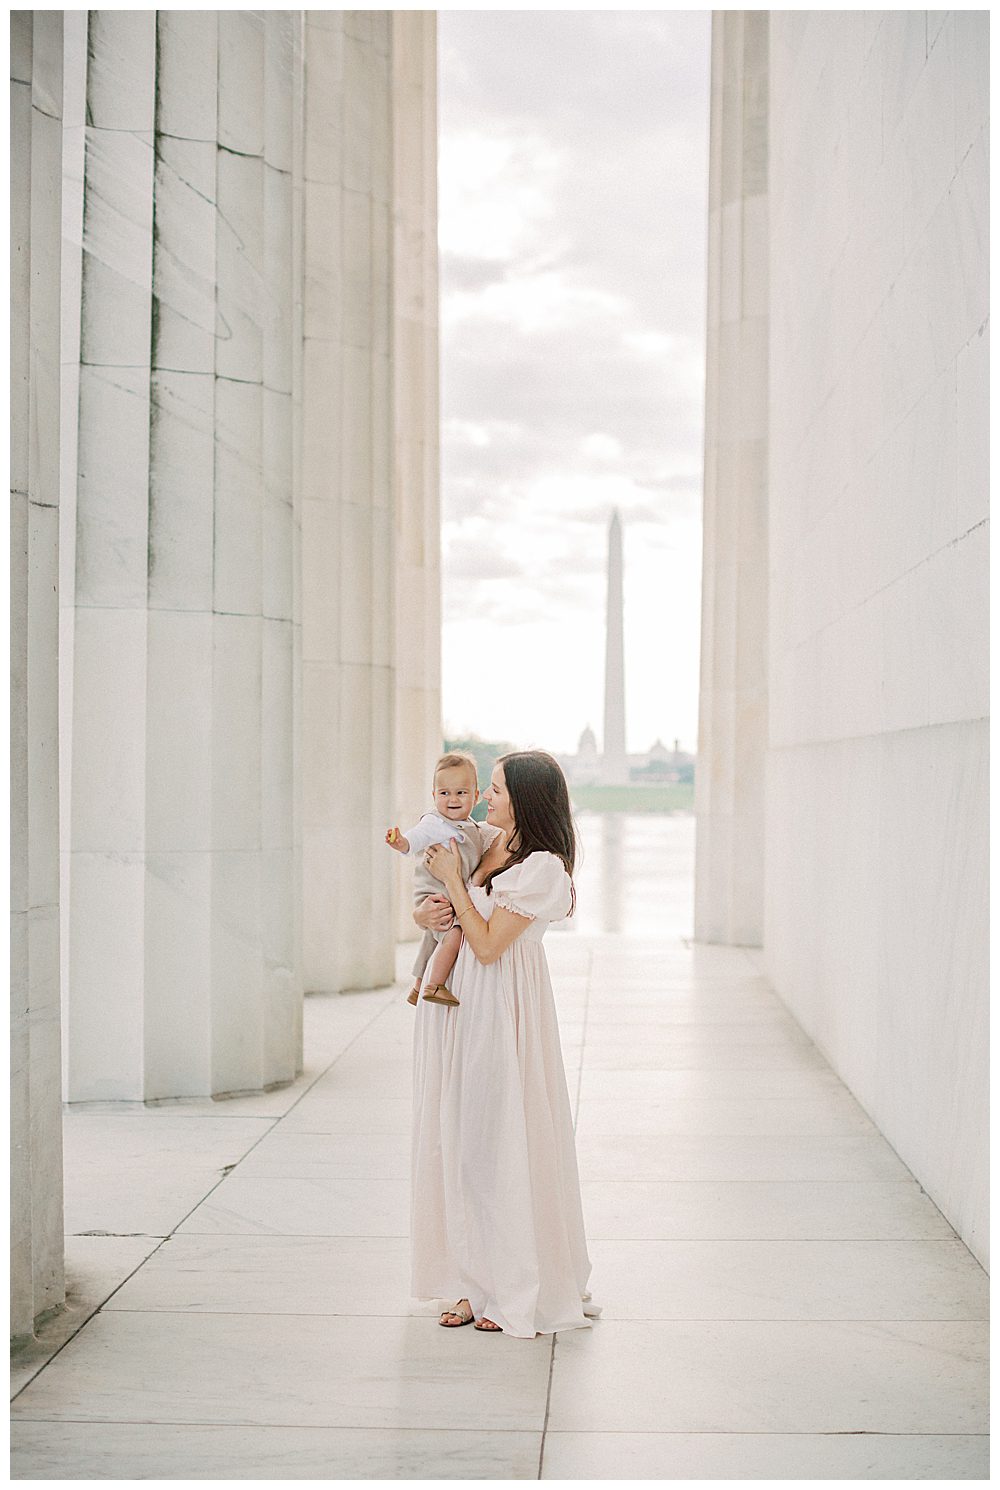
{"left": 438, "top": 1299, "right": 474, "bottom": 1327}
{"left": 474, "top": 1315, "right": 501, "bottom": 1332}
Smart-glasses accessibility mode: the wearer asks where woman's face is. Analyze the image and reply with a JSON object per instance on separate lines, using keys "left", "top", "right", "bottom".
{"left": 484, "top": 764, "right": 515, "bottom": 832}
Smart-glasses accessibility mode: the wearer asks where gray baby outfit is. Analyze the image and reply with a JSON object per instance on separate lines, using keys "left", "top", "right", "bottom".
{"left": 404, "top": 811, "right": 492, "bottom": 982}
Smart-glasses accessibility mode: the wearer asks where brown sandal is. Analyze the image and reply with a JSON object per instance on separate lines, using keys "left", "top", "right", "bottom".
{"left": 406, "top": 983, "right": 421, "bottom": 1006}
{"left": 422, "top": 983, "right": 459, "bottom": 1007}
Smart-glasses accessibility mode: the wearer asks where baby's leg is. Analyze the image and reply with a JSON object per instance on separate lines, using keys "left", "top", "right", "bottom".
{"left": 426, "top": 925, "right": 463, "bottom": 990}
{"left": 407, "top": 924, "right": 435, "bottom": 1006}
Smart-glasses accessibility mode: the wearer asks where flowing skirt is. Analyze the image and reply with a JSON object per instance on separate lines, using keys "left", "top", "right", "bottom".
{"left": 410, "top": 932, "right": 593, "bottom": 1338}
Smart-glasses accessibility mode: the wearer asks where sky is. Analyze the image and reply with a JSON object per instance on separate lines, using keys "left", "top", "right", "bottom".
{"left": 438, "top": 11, "right": 711, "bottom": 757}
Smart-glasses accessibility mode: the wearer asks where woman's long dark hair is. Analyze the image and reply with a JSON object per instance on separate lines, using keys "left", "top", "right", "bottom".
{"left": 484, "top": 750, "right": 577, "bottom": 913}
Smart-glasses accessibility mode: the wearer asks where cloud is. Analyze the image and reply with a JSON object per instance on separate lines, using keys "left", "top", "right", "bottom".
{"left": 438, "top": 131, "right": 566, "bottom": 264}
{"left": 443, "top": 522, "right": 524, "bottom": 580}
{"left": 439, "top": 13, "right": 711, "bottom": 328}
{"left": 580, "top": 433, "right": 624, "bottom": 461}
{"left": 438, "top": 13, "right": 710, "bottom": 752}
{"left": 443, "top": 318, "right": 706, "bottom": 476}
{"left": 442, "top": 416, "right": 526, "bottom": 451}
{"left": 443, "top": 268, "right": 628, "bottom": 337}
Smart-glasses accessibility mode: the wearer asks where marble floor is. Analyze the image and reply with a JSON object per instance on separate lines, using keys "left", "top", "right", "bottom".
{"left": 10, "top": 817, "right": 989, "bottom": 1480}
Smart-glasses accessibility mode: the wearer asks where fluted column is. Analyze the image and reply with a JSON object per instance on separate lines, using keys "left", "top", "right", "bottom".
{"left": 63, "top": 11, "right": 302, "bottom": 1099}
{"left": 142, "top": 9, "right": 217, "bottom": 1095}
{"left": 260, "top": 13, "right": 303, "bottom": 1079}
{"left": 301, "top": 13, "right": 396, "bottom": 992}
{"left": 694, "top": 11, "right": 769, "bottom": 946}
{"left": 11, "top": 8, "right": 66, "bottom": 1340}
{"left": 391, "top": 10, "right": 442, "bottom": 939}
{"left": 64, "top": 10, "right": 155, "bottom": 1097}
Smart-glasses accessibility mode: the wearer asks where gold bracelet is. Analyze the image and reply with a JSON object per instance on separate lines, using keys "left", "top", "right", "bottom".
{"left": 455, "top": 904, "right": 476, "bottom": 921}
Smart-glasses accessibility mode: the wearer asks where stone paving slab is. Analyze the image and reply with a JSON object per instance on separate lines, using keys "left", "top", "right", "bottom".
{"left": 584, "top": 1236, "right": 989, "bottom": 1321}
{"left": 11, "top": 1311, "right": 553, "bottom": 1431}
{"left": 10, "top": 1422, "right": 543, "bottom": 1480}
{"left": 545, "top": 1318, "right": 988, "bottom": 1435}
{"left": 575, "top": 1130, "right": 912, "bottom": 1182}
{"left": 102, "top": 1234, "right": 414, "bottom": 1317}
{"left": 540, "top": 1431, "right": 989, "bottom": 1480}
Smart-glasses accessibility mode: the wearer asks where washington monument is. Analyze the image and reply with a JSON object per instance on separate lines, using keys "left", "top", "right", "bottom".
{"left": 602, "top": 510, "right": 627, "bottom": 784}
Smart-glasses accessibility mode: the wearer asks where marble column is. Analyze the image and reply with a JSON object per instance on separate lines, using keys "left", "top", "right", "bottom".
{"left": 601, "top": 510, "right": 628, "bottom": 785}
{"left": 63, "top": 12, "right": 302, "bottom": 1099}
{"left": 261, "top": 13, "right": 303, "bottom": 1081}
{"left": 57, "top": 12, "right": 86, "bottom": 1103}
{"left": 391, "top": 11, "right": 443, "bottom": 939}
{"left": 63, "top": 9, "right": 155, "bottom": 1099}
{"left": 694, "top": 11, "right": 769, "bottom": 947}
{"left": 300, "top": 13, "right": 397, "bottom": 992}
{"left": 145, "top": 9, "right": 220, "bottom": 1096}
{"left": 11, "top": 9, "right": 66, "bottom": 1340}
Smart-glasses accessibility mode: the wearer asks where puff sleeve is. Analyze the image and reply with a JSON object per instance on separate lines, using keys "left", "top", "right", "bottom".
{"left": 488, "top": 852, "right": 573, "bottom": 923}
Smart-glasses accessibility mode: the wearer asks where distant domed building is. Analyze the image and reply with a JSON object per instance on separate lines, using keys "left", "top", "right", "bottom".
{"left": 631, "top": 736, "right": 694, "bottom": 783}
{"left": 570, "top": 725, "right": 600, "bottom": 785}
{"left": 559, "top": 731, "right": 694, "bottom": 786}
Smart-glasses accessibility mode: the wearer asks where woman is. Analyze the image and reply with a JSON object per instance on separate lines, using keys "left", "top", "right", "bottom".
{"left": 410, "top": 749, "right": 595, "bottom": 1337}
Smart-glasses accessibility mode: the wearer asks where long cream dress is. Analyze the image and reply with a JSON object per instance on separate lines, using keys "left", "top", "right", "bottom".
{"left": 410, "top": 849, "right": 594, "bottom": 1338}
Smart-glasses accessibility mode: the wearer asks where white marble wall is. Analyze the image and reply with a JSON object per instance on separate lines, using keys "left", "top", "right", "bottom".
{"left": 11, "top": 9, "right": 66, "bottom": 1340}
{"left": 763, "top": 13, "right": 988, "bottom": 1264}
{"left": 694, "top": 12, "right": 769, "bottom": 946}
{"left": 391, "top": 11, "right": 443, "bottom": 939}
{"left": 62, "top": 12, "right": 303, "bottom": 1099}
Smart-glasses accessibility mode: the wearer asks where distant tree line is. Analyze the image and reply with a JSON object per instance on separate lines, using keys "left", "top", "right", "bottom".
{"left": 631, "top": 759, "right": 695, "bottom": 784}
{"left": 445, "top": 734, "right": 695, "bottom": 817}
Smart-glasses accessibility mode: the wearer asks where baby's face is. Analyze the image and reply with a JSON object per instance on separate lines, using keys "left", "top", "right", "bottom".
{"left": 433, "top": 767, "right": 478, "bottom": 822}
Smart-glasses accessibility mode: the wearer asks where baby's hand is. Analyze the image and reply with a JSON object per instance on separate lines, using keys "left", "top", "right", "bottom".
{"left": 385, "top": 827, "right": 409, "bottom": 853}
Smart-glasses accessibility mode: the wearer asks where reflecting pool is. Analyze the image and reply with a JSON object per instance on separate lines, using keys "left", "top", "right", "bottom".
{"left": 561, "top": 811, "right": 695, "bottom": 939}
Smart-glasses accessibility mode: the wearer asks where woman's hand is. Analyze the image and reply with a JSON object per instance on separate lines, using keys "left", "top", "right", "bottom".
{"left": 414, "top": 894, "right": 455, "bottom": 934}
{"left": 425, "top": 839, "right": 463, "bottom": 889}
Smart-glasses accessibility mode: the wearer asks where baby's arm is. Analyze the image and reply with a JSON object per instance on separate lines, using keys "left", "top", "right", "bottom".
{"left": 390, "top": 814, "right": 464, "bottom": 858}
{"left": 386, "top": 815, "right": 437, "bottom": 854}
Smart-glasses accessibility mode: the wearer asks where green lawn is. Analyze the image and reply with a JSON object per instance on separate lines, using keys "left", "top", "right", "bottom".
{"left": 570, "top": 783, "right": 695, "bottom": 814}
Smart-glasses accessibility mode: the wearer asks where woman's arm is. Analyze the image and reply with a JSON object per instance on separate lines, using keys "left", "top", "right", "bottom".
{"left": 425, "top": 842, "right": 531, "bottom": 965}
{"left": 452, "top": 899, "right": 532, "bottom": 965}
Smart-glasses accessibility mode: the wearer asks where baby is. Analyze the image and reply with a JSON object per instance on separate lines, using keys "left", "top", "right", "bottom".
{"left": 385, "top": 751, "right": 490, "bottom": 1007}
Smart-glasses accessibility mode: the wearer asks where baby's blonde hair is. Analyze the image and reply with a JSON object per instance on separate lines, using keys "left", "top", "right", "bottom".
{"left": 434, "top": 751, "right": 479, "bottom": 790}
